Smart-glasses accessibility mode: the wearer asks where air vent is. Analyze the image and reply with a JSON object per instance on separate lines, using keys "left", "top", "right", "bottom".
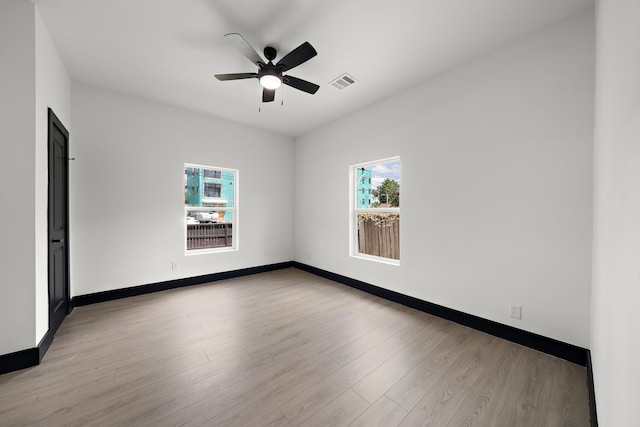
{"left": 330, "top": 73, "right": 357, "bottom": 90}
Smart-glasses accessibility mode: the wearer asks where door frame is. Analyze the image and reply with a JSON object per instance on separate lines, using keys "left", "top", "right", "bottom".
{"left": 48, "top": 108, "right": 70, "bottom": 336}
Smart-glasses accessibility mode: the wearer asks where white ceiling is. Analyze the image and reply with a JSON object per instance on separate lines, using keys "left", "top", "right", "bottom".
{"left": 34, "top": 0, "right": 594, "bottom": 137}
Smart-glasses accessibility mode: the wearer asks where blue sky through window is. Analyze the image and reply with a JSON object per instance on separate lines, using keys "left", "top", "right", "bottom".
{"left": 369, "top": 160, "right": 400, "bottom": 188}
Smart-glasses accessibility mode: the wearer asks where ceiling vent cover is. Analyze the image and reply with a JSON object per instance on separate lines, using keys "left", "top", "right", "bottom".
{"left": 330, "top": 73, "right": 357, "bottom": 90}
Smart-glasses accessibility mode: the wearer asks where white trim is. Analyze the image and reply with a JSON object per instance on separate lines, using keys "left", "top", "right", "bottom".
{"left": 351, "top": 155, "right": 401, "bottom": 169}
{"left": 352, "top": 252, "right": 400, "bottom": 266}
{"left": 185, "top": 246, "right": 239, "bottom": 256}
{"left": 186, "top": 206, "right": 235, "bottom": 212}
{"left": 354, "top": 207, "right": 400, "bottom": 214}
{"left": 184, "top": 162, "right": 237, "bottom": 173}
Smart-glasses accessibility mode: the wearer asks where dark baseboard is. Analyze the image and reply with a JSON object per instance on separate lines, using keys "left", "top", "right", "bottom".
{"left": 72, "top": 261, "right": 294, "bottom": 307}
{"left": 0, "top": 314, "right": 64, "bottom": 376}
{"left": 293, "top": 261, "right": 589, "bottom": 367}
{"left": 586, "top": 350, "right": 598, "bottom": 426}
{"left": 37, "top": 324, "right": 57, "bottom": 363}
{"left": 0, "top": 348, "right": 39, "bottom": 376}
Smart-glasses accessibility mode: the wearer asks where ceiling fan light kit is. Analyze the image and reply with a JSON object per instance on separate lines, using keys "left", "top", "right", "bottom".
{"left": 259, "top": 74, "right": 282, "bottom": 89}
{"left": 215, "top": 33, "right": 319, "bottom": 103}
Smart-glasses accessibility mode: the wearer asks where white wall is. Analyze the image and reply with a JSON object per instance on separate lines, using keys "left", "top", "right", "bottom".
{"left": 70, "top": 85, "right": 294, "bottom": 296}
{"left": 592, "top": 0, "right": 640, "bottom": 425}
{"left": 295, "top": 10, "right": 594, "bottom": 348}
{"left": 0, "top": 0, "right": 37, "bottom": 355}
{"left": 35, "top": 7, "right": 72, "bottom": 345}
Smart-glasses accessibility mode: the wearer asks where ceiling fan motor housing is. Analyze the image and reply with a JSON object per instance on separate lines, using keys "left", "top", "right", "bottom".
{"left": 258, "top": 63, "right": 282, "bottom": 81}
{"left": 263, "top": 46, "right": 277, "bottom": 61}
{"left": 259, "top": 47, "right": 282, "bottom": 85}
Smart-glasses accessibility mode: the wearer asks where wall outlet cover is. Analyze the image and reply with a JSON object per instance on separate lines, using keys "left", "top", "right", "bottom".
{"left": 510, "top": 304, "right": 522, "bottom": 319}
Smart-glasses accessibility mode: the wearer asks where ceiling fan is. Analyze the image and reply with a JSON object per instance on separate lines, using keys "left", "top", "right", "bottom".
{"left": 214, "top": 33, "right": 320, "bottom": 103}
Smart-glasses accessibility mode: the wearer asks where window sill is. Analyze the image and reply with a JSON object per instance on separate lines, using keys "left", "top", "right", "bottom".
{"left": 351, "top": 253, "right": 400, "bottom": 266}
{"left": 185, "top": 247, "right": 238, "bottom": 256}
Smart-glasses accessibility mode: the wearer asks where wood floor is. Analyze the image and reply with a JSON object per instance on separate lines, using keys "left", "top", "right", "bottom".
{"left": 0, "top": 268, "right": 589, "bottom": 426}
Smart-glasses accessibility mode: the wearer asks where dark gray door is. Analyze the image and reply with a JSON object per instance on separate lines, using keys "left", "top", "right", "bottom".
{"left": 48, "top": 108, "right": 69, "bottom": 334}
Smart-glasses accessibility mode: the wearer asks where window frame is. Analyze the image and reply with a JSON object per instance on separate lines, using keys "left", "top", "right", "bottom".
{"left": 184, "top": 163, "right": 239, "bottom": 255}
{"left": 350, "top": 156, "right": 400, "bottom": 266}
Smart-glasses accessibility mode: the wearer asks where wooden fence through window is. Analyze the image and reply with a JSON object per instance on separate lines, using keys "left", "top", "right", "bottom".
{"left": 357, "top": 213, "right": 399, "bottom": 259}
{"left": 187, "top": 223, "right": 232, "bottom": 250}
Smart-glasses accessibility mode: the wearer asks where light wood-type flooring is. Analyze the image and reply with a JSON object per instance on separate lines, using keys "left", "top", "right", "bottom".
{"left": 0, "top": 268, "right": 590, "bottom": 426}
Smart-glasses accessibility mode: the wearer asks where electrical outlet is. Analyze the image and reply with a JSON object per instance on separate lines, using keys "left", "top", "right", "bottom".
{"left": 171, "top": 260, "right": 178, "bottom": 270}
{"left": 510, "top": 304, "right": 522, "bottom": 319}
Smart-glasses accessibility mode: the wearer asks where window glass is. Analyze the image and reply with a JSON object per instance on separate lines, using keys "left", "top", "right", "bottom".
{"left": 184, "top": 164, "right": 237, "bottom": 252}
{"left": 352, "top": 158, "right": 400, "bottom": 262}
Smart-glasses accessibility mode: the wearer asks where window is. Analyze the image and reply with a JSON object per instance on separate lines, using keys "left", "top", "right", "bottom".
{"left": 351, "top": 157, "right": 400, "bottom": 263}
{"left": 204, "top": 183, "right": 221, "bottom": 198}
{"left": 184, "top": 164, "right": 238, "bottom": 253}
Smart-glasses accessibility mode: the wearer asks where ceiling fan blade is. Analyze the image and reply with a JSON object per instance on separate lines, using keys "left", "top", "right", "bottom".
{"left": 214, "top": 72, "right": 257, "bottom": 81}
{"left": 262, "top": 88, "right": 275, "bottom": 102}
{"left": 224, "top": 33, "right": 265, "bottom": 66}
{"left": 276, "top": 42, "right": 317, "bottom": 72}
{"left": 283, "top": 75, "right": 320, "bottom": 94}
